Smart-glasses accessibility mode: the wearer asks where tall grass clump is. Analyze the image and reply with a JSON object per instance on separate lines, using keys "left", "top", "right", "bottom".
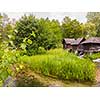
{"left": 84, "top": 52, "right": 100, "bottom": 60}
{"left": 20, "top": 49, "right": 96, "bottom": 82}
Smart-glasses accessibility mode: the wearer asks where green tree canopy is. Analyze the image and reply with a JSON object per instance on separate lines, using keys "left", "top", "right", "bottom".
{"left": 62, "top": 16, "right": 83, "bottom": 38}
{"left": 0, "top": 13, "right": 14, "bottom": 49}
{"left": 82, "top": 22, "right": 96, "bottom": 38}
{"left": 14, "top": 15, "right": 62, "bottom": 55}
{"left": 86, "top": 12, "right": 100, "bottom": 37}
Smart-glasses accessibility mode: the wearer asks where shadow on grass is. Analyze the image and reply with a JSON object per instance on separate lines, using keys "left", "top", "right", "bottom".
{"left": 16, "top": 78, "right": 46, "bottom": 87}
{"left": 15, "top": 70, "right": 47, "bottom": 87}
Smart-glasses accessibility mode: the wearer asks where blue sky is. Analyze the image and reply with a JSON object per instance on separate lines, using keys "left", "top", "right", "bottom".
{"left": 5, "top": 12, "right": 87, "bottom": 23}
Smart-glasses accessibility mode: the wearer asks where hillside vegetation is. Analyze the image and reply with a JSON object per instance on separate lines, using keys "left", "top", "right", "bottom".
{"left": 20, "top": 49, "right": 96, "bottom": 82}
{"left": 0, "top": 12, "right": 99, "bottom": 86}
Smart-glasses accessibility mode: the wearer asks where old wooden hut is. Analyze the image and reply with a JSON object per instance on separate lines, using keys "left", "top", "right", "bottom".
{"left": 62, "top": 38, "right": 85, "bottom": 52}
{"left": 62, "top": 38, "right": 75, "bottom": 50}
{"left": 71, "top": 38, "right": 85, "bottom": 52}
{"left": 78, "top": 37, "right": 100, "bottom": 53}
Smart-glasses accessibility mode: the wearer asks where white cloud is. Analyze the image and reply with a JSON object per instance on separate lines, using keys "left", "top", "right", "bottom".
{"left": 4, "top": 12, "right": 87, "bottom": 23}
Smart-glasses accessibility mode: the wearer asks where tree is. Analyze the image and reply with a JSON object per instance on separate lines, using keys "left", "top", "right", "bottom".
{"left": 0, "top": 13, "right": 3, "bottom": 43}
{"left": 86, "top": 12, "right": 100, "bottom": 24}
{"left": 38, "top": 18, "right": 62, "bottom": 49}
{"left": 62, "top": 16, "right": 83, "bottom": 38}
{"left": 14, "top": 15, "right": 62, "bottom": 55}
{"left": 86, "top": 12, "right": 100, "bottom": 37}
{"left": 0, "top": 13, "right": 14, "bottom": 49}
{"left": 14, "top": 15, "right": 39, "bottom": 54}
{"left": 50, "top": 19, "right": 62, "bottom": 48}
{"left": 82, "top": 22, "right": 96, "bottom": 38}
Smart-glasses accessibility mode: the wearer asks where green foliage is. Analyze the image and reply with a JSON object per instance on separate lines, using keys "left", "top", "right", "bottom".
{"left": 84, "top": 53, "right": 100, "bottom": 60}
{"left": 14, "top": 15, "right": 62, "bottom": 55}
{"left": 20, "top": 43, "right": 27, "bottom": 50}
{"left": 25, "top": 47, "right": 46, "bottom": 56}
{"left": 38, "top": 18, "right": 62, "bottom": 50}
{"left": 0, "top": 50, "right": 21, "bottom": 86}
{"left": 0, "top": 13, "right": 99, "bottom": 86}
{"left": 20, "top": 49, "right": 96, "bottom": 82}
{"left": 37, "top": 47, "right": 46, "bottom": 55}
{"left": 86, "top": 12, "right": 100, "bottom": 24}
{"left": 14, "top": 15, "right": 39, "bottom": 50}
{"left": 86, "top": 12, "right": 100, "bottom": 37}
{"left": 31, "top": 31, "right": 36, "bottom": 37}
{"left": 0, "top": 49, "right": 96, "bottom": 86}
{"left": 62, "top": 16, "right": 83, "bottom": 38}
{"left": 27, "top": 39, "right": 32, "bottom": 44}
{"left": 0, "top": 13, "right": 15, "bottom": 50}
{"left": 82, "top": 22, "right": 97, "bottom": 37}
{"left": 46, "top": 48, "right": 68, "bottom": 55}
{"left": 0, "top": 50, "right": 4, "bottom": 59}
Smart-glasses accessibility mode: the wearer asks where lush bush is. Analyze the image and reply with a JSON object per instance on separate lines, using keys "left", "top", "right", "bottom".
{"left": 37, "top": 47, "right": 46, "bottom": 55}
{"left": 20, "top": 49, "right": 96, "bottom": 82}
{"left": 26, "top": 47, "right": 46, "bottom": 56}
{"left": 0, "top": 48, "right": 46, "bottom": 86}
{"left": 17, "top": 47, "right": 46, "bottom": 56}
{"left": 0, "top": 50, "right": 21, "bottom": 86}
{"left": 14, "top": 15, "right": 62, "bottom": 56}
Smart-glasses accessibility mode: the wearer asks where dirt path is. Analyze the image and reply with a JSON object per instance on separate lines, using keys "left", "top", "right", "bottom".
{"left": 16, "top": 69, "right": 67, "bottom": 87}
{"left": 16, "top": 69, "right": 93, "bottom": 87}
{"left": 30, "top": 72, "right": 66, "bottom": 87}
{"left": 95, "top": 68, "right": 100, "bottom": 86}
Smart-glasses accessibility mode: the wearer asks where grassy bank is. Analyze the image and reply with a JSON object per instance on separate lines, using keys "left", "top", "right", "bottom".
{"left": 20, "top": 49, "right": 96, "bottom": 82}
{"left": 0, "top": 49, "right": 96, "bottom": 86}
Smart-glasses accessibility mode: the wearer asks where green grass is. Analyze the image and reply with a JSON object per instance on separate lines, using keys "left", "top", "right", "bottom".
{"left": 20, "top": 49, "right": 96, "bottom": 82}
{"left": 0, "top": 49, "right": 96, "bottom": 86}
{"left": 84, "top": 52, "right": 100, "bottom": 60}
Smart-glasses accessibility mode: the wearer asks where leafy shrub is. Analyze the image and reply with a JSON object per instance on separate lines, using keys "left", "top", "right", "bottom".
{"left": 0, "top": 50, "right": 4, "bottom": 59}
{"left": 37, "top": 47, "right": 46, "bottom": 55}
{"left": 24, "top": 47, "right": 46, "bottom": 56}
{"left": 14, "top": 15, "right": 62, "bottom": 56}
{"left": 20, "top": 49, "right": 96, "bottom": 82}
{"left": 18, "top": 46, "right": 46, "bottom": 56}
{"left": 0, "top": 50, "right": 21, "bottom": 86}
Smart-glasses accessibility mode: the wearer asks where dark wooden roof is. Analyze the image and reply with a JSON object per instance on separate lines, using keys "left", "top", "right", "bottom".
{"left": 71, "top": 38, "right": 85, "bottom": 45}
{"left": 81, "top": 37, "right": 100, "bottom": 44}
{"left": 62, "top": 38, "right": 75, "bottom": 44}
